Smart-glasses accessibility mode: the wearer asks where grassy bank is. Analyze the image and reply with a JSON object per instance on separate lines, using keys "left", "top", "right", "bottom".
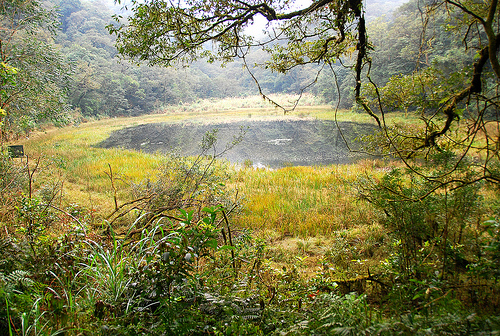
{"left": 6, "top": 98, "right": 395, "bottom": 285}
{"left": 1, "top": 97, "right": 498, "bottom": 335}
{"left": 18, "top": 96, "right": 380, "bottom": 228}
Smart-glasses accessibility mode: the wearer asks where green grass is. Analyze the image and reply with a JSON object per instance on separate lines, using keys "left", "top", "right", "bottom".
{"left": 14, "top": 96, "right": 402, "bottom": 255}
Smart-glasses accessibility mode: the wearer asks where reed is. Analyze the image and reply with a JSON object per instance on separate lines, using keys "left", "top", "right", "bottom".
{"left": 231, "top": 161, "right": 394, "bottom": 237}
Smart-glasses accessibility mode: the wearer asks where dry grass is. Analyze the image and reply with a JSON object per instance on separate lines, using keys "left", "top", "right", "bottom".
{"left": 231, "top": 160, "right": 396, "bottom": 237}
{"left": 17, "top": 96, "right": 365, "bottom": 218}
{"left": 9, "top": 97, "right": 406, "bottom": 272}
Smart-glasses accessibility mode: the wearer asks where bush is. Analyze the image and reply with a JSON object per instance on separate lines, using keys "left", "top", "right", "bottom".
{"left": 356, "top": 156, "right": 483, "bottom": 281}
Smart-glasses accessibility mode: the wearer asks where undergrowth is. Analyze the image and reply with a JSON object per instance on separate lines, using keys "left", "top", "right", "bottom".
{"left": 1, "top": 112, "right": 499, "bottom": 334}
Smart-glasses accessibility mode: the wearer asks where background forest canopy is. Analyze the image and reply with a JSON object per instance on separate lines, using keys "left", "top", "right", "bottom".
{"left": 0, "top": 0, "right": 499, "bottom": 186}
{"left": 0, "top": 0, "right": 497, "bottom": 176}
{"left": 2, "top": 0, "right": 451, "bottom": 141}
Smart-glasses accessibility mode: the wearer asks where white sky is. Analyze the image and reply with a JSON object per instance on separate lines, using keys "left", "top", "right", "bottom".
{"left": 244, "top": 0, "right": 313, "bottom": 38}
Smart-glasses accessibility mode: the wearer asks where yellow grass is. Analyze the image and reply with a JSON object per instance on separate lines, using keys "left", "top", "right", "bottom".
{"left": 13, "top": 97, "right": 397, "bottom": 237}
{"left": 231, "top": 161, "right": 394, "bottom": 237}
{"left": 0, "top": 98, "right": 418, "bottom": 278}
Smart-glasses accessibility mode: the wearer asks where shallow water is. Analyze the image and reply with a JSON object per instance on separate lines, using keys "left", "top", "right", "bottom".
{"left": 97, "top": 119, "right": 377, "bottom": 168}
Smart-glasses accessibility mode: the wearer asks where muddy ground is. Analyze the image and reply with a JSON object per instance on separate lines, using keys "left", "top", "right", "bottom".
{"left": 97, "top": 119, "right": 378, "bottom": 168}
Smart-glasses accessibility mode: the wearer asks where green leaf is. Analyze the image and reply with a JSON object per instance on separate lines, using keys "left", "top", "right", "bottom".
{"left": 218, "top": 245, "right": 235, "bottom": 251}
{"left": 205, "top": 239, "right": 218, "bottom": 249}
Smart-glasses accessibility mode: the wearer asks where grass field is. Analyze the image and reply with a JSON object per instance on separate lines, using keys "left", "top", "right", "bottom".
{"left": 19, "top": 95, "right": 381, "bottom": 213}
{"left": 10, "top": 95, "right": 398, "bottom": 276}
{"left": 3, "top": 95, "right": 499, "bottom": 334}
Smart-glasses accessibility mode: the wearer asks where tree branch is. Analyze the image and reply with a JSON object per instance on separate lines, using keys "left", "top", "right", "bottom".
{"left": 414, "top": 36, "right": 498, "bottom": 151}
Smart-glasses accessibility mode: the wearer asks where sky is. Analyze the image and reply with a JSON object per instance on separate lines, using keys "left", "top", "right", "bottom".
{"left": 244, "top": 0, "right": 313, "bottom": 38}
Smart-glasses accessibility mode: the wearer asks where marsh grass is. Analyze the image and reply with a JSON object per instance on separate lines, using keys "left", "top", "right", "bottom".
{"left": 157, "top": 93, "right": 324, "bottom": 114}
{"left": 12, "top": 97, "right": 405, "bottom": 260}
{"left": 5, "top": 99, "right": 497, "bottom": 333}
{"left": 231, "top": 161, "right": 395, "bottom": 237}
{"left": 15, "top": 98, "right": 342, "bottom": 214}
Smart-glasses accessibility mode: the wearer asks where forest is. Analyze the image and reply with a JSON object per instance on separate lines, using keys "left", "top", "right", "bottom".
{"left": 0, "top": 0, "right": 415, "bottom": 137}
{"left": 1, "top": 0, "right": 500, "bottom": 334}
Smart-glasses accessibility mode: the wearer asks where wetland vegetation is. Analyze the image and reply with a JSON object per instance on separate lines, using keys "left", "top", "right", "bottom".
{"left": 1, "top": 0, "right": 500, "bottom": 333}
{"left": 2, "top": 101, "right": 499, "bottom": 335}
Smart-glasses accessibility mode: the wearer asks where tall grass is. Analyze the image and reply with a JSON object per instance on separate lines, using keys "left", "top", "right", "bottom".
{"left": 1, "top": 96, "right": 498, "bottom": 334}
{"left": 232, "top": 161, "right": 394, "bottom": 237}
{"left": 156, "top": 93, "right": 325, "bottom": 114}
{"left": 14, "top": 96, "right": 401, "bottom": 234}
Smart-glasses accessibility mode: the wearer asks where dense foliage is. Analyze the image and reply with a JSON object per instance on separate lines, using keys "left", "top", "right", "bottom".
{"left": 0, "top": 0, "right": 324, "bottom": 139}
{"left": 0, "top": 0, "right": 416, "bottom": 139}
{"left": 54, "top": 0, "right": 340, "bottom": 120}
{"left": 55, "top": 0, "right": 255, "bottom": 119}
{"left": 0, "top": 0, "right": 426, "bottom": 137}
{"left": 1, "top": 0, "right": 499, "bottom": 334}
{"left": 0, "top": 0, "right": 72, "bottom": 141}
{"left": 0, "top": 143, "right": 499, "bottom": 334}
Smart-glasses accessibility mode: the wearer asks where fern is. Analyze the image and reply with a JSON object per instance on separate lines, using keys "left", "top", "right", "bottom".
{"left": 1, "top": 270, "right": 34, "bottom": 294}
{"left": 199, "top": 292, "right": 263, "bottom": 321}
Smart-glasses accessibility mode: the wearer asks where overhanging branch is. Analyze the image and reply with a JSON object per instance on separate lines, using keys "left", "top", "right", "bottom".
{"left": 415, "top": 35, "right": 498, "bottom": 151}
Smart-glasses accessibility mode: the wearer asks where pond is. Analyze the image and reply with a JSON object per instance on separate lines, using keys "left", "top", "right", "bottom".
{"left": 97, "top": 119, "right": 378, "bottom": 168}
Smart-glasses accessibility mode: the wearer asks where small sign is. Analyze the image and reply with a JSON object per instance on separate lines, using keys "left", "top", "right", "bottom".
{"left": 7, "top": 145, "right": 24, "bottom": 158}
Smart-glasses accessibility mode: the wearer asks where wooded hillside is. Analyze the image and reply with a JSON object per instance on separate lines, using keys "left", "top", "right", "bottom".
{"left": 2, "top": 0, "right": 428, "bottom": 139}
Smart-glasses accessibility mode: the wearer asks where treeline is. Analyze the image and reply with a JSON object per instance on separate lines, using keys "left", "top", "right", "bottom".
{"left": 313, "top": 0, "right": 471, "bottom": 109}
{"left": 57, "top": 0, "right": 459, "bottom": 115}
{"left": 55, "top": 0, "right": 254, "bottom": 118}
{"left": 0, "top": 0, "right": 461, "bottom": 140}
{"left": 55, "top": 0, "right": 338, "bottom": 118}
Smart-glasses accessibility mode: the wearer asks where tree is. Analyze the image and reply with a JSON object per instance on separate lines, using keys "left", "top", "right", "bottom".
{"left": 109, "top": 0, "right": 369, "bottom": 110}
{"left": 110, "top": 0, "right": 499, "bottom": 186}
{"left": 55, "top": 0, "right": 83, "bottom": 32}
{"left": 0, "top": 0, "right": 72, "bottom": 141}
{"left": 362, "top": 0, "right": 500, "bottom": 188}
